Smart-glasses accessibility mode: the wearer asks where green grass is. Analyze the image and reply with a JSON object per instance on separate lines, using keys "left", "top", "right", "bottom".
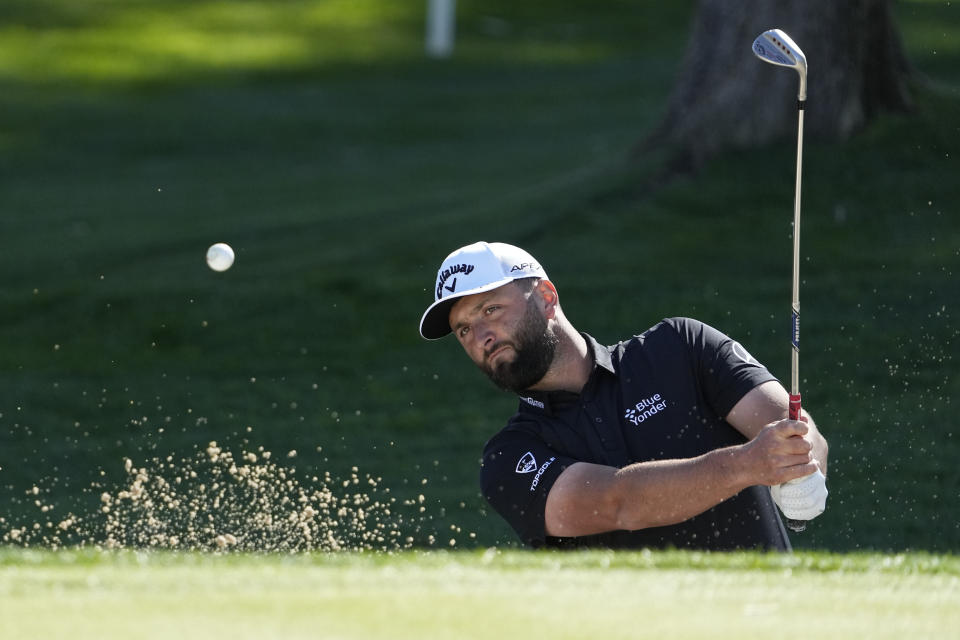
{"left": 0, "top": 0, "right": 958, "bottom": 553}
{"left": 1, "top": 549, "right": 958, "bottom": 639}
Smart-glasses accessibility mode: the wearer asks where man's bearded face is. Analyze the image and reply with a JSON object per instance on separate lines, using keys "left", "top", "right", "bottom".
{"left": 480, "top": 295, "right": 558, "bottom": 393}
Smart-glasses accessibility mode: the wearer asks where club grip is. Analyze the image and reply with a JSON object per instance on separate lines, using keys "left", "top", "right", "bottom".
{"left": 786, "top": 392, "right": 807, "bottom": 532}
{"left": 788, "top": 393, "right": 801, "bottom": 421}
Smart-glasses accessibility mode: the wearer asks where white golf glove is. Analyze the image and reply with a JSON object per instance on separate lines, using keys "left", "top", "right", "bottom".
{"left": 770, "top": 469, "right": 828, "bottom": 521}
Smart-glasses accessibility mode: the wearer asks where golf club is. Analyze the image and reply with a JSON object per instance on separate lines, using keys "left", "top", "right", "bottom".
{"left": 752, "top": 28, "right": 809, "bottom": 533}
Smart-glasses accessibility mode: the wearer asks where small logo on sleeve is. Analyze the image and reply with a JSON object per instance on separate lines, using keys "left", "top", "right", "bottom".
{"left": 516, "top": 452, "right": 537, "bottom": 473}
{"left": 516, "top": 452, "right": 555, "bottom": 491}
{"left": 529, "top": 457, "right": 555, "bottom": 491}
{"left": 731, "top": 341, "right": 760, "bottom": 364}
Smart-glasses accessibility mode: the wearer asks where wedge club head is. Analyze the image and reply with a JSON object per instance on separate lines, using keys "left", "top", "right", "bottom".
{"left": 752, "top": 29, "right": 807, "bottom": 101}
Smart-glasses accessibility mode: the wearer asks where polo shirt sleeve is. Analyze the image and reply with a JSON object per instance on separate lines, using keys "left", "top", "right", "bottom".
{"left": 480, "top": 426, "right": 576, "bottom": 548}
{"left": 669, "top": 317, "right": 780, "bottom": 418}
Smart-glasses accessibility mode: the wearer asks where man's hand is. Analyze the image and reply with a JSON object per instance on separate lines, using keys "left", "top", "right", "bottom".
{"left": 737, "top": 419, "right": 818, "bottom": 486}
{"left": 771, "top": 470, "right": 828, "bottom": 520}
{"left": 726, "top": 381, "right": 828, "bottom": 477}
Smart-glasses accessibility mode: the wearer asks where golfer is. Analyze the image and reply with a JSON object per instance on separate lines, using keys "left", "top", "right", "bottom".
{"left": 420, "top": 241, "right": 828, "bottom": 550}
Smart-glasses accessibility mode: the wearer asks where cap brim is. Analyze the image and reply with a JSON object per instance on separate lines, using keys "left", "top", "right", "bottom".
{"left": 418, "top": 277, "right": 516, "bottom": 340}
{"left": 419, "top": 298, "right": 459, "bottom": 340}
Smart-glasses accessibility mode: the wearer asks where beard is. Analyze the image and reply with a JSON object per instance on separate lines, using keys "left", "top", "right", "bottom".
{"left": 480, "top": 297, "right": 559, "bottom": 394}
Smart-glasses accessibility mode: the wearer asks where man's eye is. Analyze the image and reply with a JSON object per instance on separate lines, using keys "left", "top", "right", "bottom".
{"left": 485, "top": 305, "right": 500, "bottom": 315}
{"left": 459, "top": 327, "right": 470, "bottom": 338}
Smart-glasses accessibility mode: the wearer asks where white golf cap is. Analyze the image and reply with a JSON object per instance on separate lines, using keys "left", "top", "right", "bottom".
{"left": 419, "top": 241, "right": 548, "bottom": 340}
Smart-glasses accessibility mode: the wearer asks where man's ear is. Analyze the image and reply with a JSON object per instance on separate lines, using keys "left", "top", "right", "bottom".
{"left": 536, "top": 279, "right": 559, "bottom": 319}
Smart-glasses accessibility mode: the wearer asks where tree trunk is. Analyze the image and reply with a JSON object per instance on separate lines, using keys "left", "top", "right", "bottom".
{"left": 643, "top": 0, "right": 913, "bottom": 169}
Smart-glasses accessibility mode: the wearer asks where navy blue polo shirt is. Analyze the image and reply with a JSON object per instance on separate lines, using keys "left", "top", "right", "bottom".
{"left": 480, "top": 317, "right": 791, "bottom": 551}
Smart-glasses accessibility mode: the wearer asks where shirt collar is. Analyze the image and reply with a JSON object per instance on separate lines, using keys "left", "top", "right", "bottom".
{"left": 584, "top": 332, "right": 616, "bottom": 375}
{"left": 516, "top": 332, "right": 615, "bottom": 415}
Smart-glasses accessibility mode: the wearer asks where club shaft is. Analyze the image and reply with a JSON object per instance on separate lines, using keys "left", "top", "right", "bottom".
{"left": 791, "top": 104, "right": 804, "bottom": 401}
{"left": 785, "top": 101, "right": 807, "bottom": 534}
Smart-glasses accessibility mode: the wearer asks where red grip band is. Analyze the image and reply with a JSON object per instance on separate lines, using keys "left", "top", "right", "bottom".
{"left": 789, "top": 394, "right": 802, "bottom": 421}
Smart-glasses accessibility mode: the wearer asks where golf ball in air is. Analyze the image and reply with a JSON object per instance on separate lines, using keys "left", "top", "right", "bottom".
{"left": 206, "top": 243, "right": 235, "bottom": 271}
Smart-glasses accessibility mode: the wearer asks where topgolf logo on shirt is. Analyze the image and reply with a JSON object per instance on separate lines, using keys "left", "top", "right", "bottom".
{"left": 515, "top": 452, "right": 555, "bottom": 492}
{"left": 624, "top": 393, "right": 667, "bottom": 426}
{"left": 516, "top": 452, "right": 537, "bottom": 473}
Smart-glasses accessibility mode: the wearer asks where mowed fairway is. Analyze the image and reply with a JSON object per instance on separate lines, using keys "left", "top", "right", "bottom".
{"left": 1, "top": 550, "right": 957, "bottom": 640}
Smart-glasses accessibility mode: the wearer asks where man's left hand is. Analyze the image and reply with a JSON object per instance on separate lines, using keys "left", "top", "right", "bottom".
{"left": 770, "top": 469, "right": 828, "bottom": 521}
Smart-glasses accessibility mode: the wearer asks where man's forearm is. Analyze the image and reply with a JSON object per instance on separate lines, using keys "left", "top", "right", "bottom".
{"left": 545, "top": 420, "right": 817, "bottom": 538}
{"left": 609, "top": 447, "right": 749, "bottom": 530}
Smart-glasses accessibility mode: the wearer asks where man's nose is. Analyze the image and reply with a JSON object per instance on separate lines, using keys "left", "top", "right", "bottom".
{"left": 474, "top": 320, "right": 497, "bottom": 350}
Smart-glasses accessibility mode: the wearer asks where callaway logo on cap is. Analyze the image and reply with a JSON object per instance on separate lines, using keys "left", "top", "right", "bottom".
{"left": 418, "top": 241, "right": 547, "bottom": 340}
